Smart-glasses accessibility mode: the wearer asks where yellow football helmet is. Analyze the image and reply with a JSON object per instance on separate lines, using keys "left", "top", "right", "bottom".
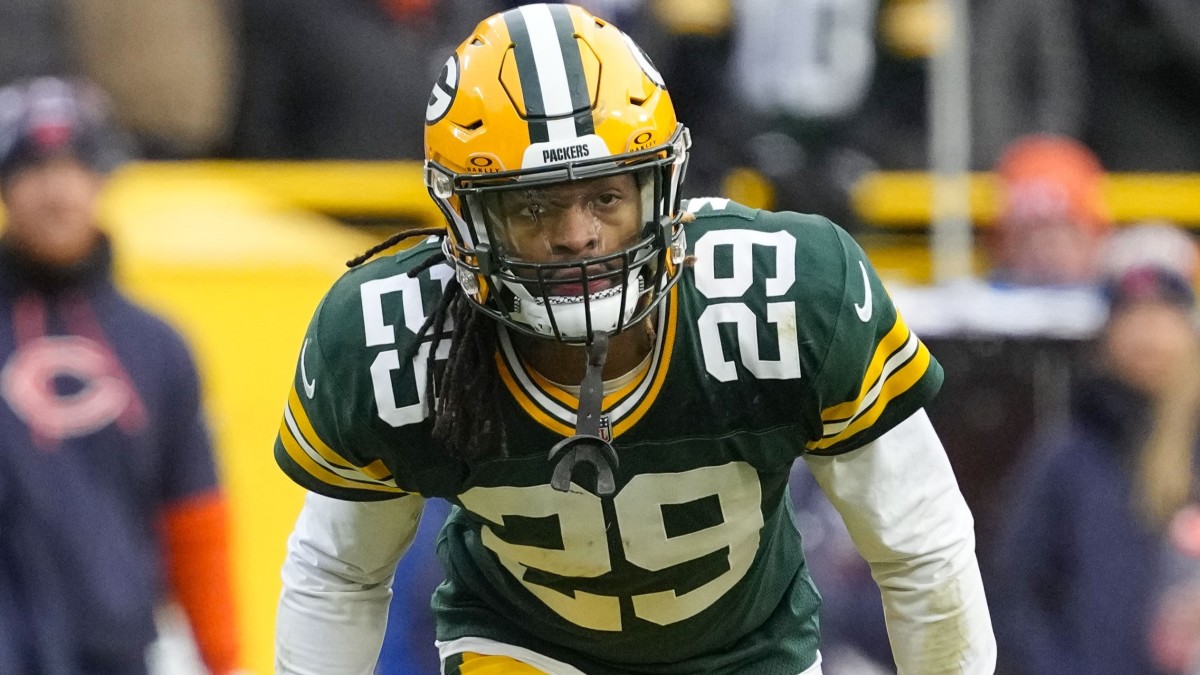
{"left": 424, "top": 2, "right": 690, "bottom": 343}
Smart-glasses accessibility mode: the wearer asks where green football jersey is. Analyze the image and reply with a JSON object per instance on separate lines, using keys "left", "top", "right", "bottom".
{"left": 275, "top": 199, "right": 942, "bottom": 674}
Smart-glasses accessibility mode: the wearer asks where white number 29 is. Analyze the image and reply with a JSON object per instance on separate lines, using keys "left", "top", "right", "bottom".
{"left": 693, "top": 229, "right": 802, "bottom": 382}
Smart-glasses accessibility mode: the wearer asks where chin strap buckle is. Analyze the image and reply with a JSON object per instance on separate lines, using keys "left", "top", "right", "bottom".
{"left": 547, "top": 332, "right": 620, "bottom": 496}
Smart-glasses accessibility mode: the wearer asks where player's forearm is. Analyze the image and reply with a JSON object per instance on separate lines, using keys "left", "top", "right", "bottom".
{"left": 804, "top": 409, "right": 997, "bottom": 674}
{"left": 276, "top": 583, "right": 392, "bottom": 675}
{"left": 868, "top": 527, "right": 994, "bottom": 673}
{"left": 276, "top": 492, "right": 425, "bottom": 675}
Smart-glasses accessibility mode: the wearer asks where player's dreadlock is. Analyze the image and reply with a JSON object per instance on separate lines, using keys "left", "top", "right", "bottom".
{"left": 348, "top": 230, "right": 505, "bottom": 462}
{"left": 425, "top": 285, "right": 504, "bottom": 459}
{"left": 345, "top": 228, "right": 445, "bottom": 268}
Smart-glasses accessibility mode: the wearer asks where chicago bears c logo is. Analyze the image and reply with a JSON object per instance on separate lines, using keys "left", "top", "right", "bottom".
{"left": 426, "top": 55, "right": 459, "bottom": 124}
{"left": 1, "top": 335, "right": 143, "bottom": 446}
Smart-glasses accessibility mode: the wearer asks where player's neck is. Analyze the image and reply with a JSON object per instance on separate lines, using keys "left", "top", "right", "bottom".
{"left": 513, "top": 318, "right": 655, "bottom": 385}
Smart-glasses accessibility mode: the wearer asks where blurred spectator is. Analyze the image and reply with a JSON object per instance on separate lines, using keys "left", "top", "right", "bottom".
{"left": 66, "top": 0, "right": 241, "bottom": 158}
{"left": 723, "top": 0, "right": 886, "bottom": 225}
{"left": 988, "top": 134, "right": 1110, "bottom": 287}
{"left": 0, "top": 77, "right": 242, "bottom": 674}
{"left": 0, "top": 0, "right": 239, "bottom": 158}
{"left": 697, "top": 0, "right": 943, "bottom": 226}
{"left": 644, "top": 0, "right": 761, "bottom": 202}
{"left": 992, "top": 223, "right": 1200, "bottom": 675}
{"left": 889, "top": 133, "right": 1112, "bottom": 337}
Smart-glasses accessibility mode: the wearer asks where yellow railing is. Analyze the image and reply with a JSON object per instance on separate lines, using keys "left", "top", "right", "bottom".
{"left": 125, "top": 160, "right": 444, "bottom": 222}
{"left": 851, "top": 171, "right": 1200, "bottom": 227}
{"left": 120, "top": 163, "right": 1200, "bottom": 230}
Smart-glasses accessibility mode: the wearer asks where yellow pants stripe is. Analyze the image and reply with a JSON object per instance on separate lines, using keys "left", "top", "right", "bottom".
{"left": 444, "top": 651, "right": 548, "bottom": 674}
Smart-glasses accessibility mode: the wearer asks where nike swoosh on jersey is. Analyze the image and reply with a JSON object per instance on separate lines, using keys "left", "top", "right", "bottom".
{"left": 300, "top": 338, "right": 317, "bottom": 398}
{"left": 854, "top": 261, "right": 873, "bottom": 322}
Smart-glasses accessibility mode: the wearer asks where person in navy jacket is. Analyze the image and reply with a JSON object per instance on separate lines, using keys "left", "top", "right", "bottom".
{"left": 0, "top": 77, "right": 241, "bottom": 675}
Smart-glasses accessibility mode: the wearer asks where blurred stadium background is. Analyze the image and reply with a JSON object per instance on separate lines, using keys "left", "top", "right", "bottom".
{"left": 2, "top": 0, "right": 1199, "bottom": 672}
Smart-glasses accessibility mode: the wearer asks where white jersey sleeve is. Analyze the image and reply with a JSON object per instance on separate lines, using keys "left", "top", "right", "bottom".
{"left": 803, "top": 409, "right": 997, "bottom": 674}
{"left": 276, "top": 492, "right": 425, "bottom": 675}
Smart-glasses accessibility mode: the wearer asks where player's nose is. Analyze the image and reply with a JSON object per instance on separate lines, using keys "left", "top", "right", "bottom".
{"left": 548, "top": 204, "right": 599, "bottom": 257}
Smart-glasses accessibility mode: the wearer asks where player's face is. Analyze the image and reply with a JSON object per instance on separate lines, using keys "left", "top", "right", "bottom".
{"left": 0, "top": 155, "right": 103, "bottom": 267}
{"left": 1001, "top": 218, "right": 1097, "bottom": 285}
{"left": 485, "top": 173, "right": 643, "bottom": 295}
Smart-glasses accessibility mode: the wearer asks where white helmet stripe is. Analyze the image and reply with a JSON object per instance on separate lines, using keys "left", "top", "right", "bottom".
{"left": 519, "top": 4, "right": 579, "bottom": 141}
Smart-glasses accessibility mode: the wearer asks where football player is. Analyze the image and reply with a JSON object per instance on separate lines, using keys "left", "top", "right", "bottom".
{"left": 274, "top": 4, "right": 996, "bottom": 674}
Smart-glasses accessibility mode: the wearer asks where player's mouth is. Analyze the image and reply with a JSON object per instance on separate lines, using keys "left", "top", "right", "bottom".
{"left": 544, "top": 266, "right": 618, "bottom": 297}
{"left": 544, "top": 283, "right": 626, "bottom": 305}
{"left": 548, "top": 278, "right": 614, "bottom": 297}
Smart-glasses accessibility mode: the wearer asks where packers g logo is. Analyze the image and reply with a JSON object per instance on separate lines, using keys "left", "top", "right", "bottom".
{"left": 426, "top": 54, "right": 459, "bottom": 124}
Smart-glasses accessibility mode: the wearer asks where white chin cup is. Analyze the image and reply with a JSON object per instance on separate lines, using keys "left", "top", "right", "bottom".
{"left": 505, "top": 273, "right": 643, "bottom": 339}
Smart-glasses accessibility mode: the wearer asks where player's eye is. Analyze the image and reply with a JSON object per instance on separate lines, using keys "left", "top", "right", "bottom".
{"left": 593, "top": 192, "right": 621, "bottom": 209}
{"left": 520, "top": 202, "right": 547, "bottom": 218}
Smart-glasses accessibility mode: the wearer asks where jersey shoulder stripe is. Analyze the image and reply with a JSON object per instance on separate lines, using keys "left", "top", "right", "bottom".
{"left": 796, "top": 218, "right": 942, "bottom": 455}
{"left": 276, "top": 384, "right": 408, "bottom": 495}
{"left": 807, "top": 313, "right": 933, "bottom": 451}
{"left": 285, "top": 385, "right": 398, "bottom": 483}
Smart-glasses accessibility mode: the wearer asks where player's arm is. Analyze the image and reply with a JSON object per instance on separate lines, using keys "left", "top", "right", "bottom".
{"left": 803, "top": 409, "right": 996, "bottom": 674}
{"left": 274, "top": 276, "right": 432, "bottom": 674}
{"left": 276, "top": 491, "right": 425, "bottom": 675}
{"left": 795, "top": 219, "right": 995, "bottom": 671}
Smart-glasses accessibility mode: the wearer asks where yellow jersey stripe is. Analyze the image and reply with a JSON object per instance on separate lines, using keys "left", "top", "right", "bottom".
{"left": 282, "top": 404, "right": 401, "bottom": 488}
{"left": 285, "top": 387, "right": 394, "bottom": 482}
{"left": 613, "top": 284, "right": 678, "bottom": 435}
{"left": 602, "top": 358, "right": 650, "bottom": 406}
{"left": 808, "top": 340, "right": 932, "bottom": 450}
{"left": 495, "top": 332, "right": 577, "bottom": 424}
{"left": 524, "top": 365, "right": 578, "bottom": 408}
{"left": 820, "top": 315, "right": 912, "bottom": 422}
{"left": 361, "top": 459, "right": 394, "bottom": 482}
{"left": 278, "top": 419, "right": 407, "bottom": 494}
{"left": 521, "top": 344, "right": 654, "bottom": 410}
{"left": 496, "top": 350, "right": 575, "bottom": 436}
{"left": 287, "top": 387, "right": 358, "bottom": 470}
{"left": 820, "top": 330, "right": 921, "bottom": 436}
{"left": 496, "top": 285, "right": 678, "bottom": 438}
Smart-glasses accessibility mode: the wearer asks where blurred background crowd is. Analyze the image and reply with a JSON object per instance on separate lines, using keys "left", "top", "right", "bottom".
{"left": 1, "top": 0, "right": 1199, "bottom": 674}
{"left": 5, "top": 0, "right": 1199, "bottom": 210}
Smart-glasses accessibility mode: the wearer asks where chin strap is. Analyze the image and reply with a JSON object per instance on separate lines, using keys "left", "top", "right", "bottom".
{"left": 547, "top": 332, "right": 620, "bottom": 496}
